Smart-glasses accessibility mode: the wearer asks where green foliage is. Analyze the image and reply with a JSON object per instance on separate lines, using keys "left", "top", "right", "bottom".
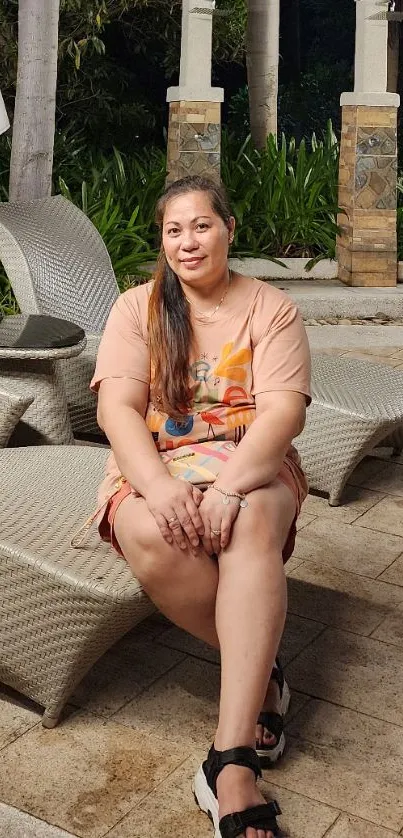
{"left": 213, "top": 0, "right": 246, "bottom": 64}
{"left": 0, "top": 284, "right": 18, "bottom": 316}
{"left": 58, "top": 146, "right": 166, "bottom": 283}
{"left": 222, "top": 123, "right": 340, "bottom": 261}
{"left": 55, "top": 126, "right": 340, "bottom": 276}
{"left": 0, "top": 0, "right": 246, "bottom": 152}
{"left": 0, "top": 0, "right": 176, "bottom": 150}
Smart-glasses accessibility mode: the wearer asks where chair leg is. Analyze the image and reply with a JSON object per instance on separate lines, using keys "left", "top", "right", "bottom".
{"left": 328, "top": 490, "right": 343, "bottom": 507}
{"left": 42, "top": 707, "right": 62, "bottom": 728}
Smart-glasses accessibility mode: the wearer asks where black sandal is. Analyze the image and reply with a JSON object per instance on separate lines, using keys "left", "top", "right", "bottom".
{"left": 256, "top": 657, "right": 290, "bottom": 765}
{"left": 193, "top": 743, "right": 282, "bottom": 837}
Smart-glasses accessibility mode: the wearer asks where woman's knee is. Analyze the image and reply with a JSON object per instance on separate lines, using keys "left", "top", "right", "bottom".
{"left": 115, "top": 506, "right": 185, "bottom": 586}
{"left": 230, "top": 483, "right": 295, "bottom": 552}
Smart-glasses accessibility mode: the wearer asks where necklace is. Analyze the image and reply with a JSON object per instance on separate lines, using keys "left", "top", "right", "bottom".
{"left": 185, "top": 270, "right": 232, "bottom": 319}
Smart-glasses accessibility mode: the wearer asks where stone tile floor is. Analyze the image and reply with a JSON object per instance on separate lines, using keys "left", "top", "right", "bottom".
{"left": 2, "top": 345, "right": 403, "bottom": 838}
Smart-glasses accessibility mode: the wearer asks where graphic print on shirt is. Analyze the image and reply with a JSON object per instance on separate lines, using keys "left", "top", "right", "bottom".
{"left": 146, "top": 340, "right": 256, "bottom": 451}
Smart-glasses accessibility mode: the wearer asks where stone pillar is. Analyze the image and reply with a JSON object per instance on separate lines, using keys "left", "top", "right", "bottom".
{"left": 166, "top": 100, "right": 222, "bottom": 183}
{"left": 337, "top": 0, "right": 400, "bottom": 286}
{"left": 166, "top": 0, "right": 224, "bottom": 184}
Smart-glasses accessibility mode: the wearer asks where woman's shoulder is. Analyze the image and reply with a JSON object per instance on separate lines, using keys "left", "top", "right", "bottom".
{"left": 113, "top": 280, "right": 153, "bottom": 321}
{"left": 235, "top": 275, "right": 297, "bottom": 318}
{"left": 232, "top": 276, "right": 304, "bottom": 347}
{"left": 117, "top": 279, "right": 152, "bottom": 308}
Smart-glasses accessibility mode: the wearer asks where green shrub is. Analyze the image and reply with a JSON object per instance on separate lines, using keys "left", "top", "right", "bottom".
{"left": 222, "top": 122, "right": 340, "bottom": 262}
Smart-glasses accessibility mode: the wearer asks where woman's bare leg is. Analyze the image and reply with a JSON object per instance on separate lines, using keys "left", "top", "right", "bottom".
{"left": 114, "top": 493, "right": 220, "bottom": 645}
{"left": 115, "top": 481, "right": 295, "bottom": 838}
{"left": 213, "top": 479, "right": 295, "bottom": 838}
{"left": 115, "top": 494, "right": 282, "bottom": 748}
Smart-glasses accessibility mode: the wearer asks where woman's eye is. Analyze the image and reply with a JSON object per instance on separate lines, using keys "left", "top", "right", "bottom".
{"left": 196, "top": 223, "right": 209, "bottom": 231}
{"left": 167, "top": 227, "right": 180, "bottom": 235}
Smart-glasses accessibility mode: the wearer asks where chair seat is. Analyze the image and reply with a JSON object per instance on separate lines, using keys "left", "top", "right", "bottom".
{"left": 311, "top": 354, "right": 403, "bottom": 421}
{"left": 0, "top": 445, "right": 154, "bottom": 726}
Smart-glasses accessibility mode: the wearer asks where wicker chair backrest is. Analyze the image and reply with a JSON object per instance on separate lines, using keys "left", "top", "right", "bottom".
{"left": 0, "top": 195, "right": 119, "bottom": 331}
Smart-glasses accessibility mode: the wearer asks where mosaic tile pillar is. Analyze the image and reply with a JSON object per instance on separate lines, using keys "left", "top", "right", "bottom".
{"left": 337, "top": 105, "right": 398, "bottom": 287}
{"left": 166, "top": 101, "right": 221, "bottom": 184}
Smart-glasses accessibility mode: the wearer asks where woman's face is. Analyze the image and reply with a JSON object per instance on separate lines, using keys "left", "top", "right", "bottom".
{"left": 161, "top": 190, "right": 235, "bottom": 286}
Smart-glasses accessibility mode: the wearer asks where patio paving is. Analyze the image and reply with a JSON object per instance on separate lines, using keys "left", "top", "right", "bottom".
{"left": 1, "top": 345, "right": 403, "bottom": 837}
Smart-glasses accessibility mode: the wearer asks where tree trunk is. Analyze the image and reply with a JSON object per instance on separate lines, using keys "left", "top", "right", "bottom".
{"left": 246, "top": 0, "right": 280, "bottom": 147}
{"left": 9, "top": 0, "right": 60, "bottom": 202}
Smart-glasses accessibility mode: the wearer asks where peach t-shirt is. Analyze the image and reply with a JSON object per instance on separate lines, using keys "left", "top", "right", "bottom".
{"left": 90, "top": 276, "right": 311, "bottom": 502}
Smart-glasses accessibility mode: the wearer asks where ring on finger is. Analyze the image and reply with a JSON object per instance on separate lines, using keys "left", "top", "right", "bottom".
{"left": 211, "top": 528, "right": 221, "bottom": 536}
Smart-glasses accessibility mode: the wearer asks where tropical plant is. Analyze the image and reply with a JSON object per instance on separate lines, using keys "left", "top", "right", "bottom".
{"left": 222, "top": 121, "right": 340, "bottom": 261}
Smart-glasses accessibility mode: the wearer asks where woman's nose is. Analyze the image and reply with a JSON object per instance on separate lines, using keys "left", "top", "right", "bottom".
{"left": 181, "top": 230, "right": 198, "bottom": 250}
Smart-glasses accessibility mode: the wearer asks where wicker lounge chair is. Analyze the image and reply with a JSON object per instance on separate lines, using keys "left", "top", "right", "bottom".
{"left": 0, "top": 385, "right": 155, "bottom": 727}
{"left": 298, "top": 354, "right": 403, "bottom": 505}
{"left": 0, "top": 195, "right": 119, "bottom": 438}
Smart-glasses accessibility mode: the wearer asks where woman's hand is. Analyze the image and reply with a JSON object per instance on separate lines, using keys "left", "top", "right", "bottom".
{"left": 145, "top": 475, "right": 204, "bottom": 551}
{"left": 199, "top": 487, "right": 241, "bottom": 556}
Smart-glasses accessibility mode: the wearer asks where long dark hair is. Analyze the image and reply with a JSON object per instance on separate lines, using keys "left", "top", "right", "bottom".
{"left": 148, "top": 175, "right": 232, "bottom": 419}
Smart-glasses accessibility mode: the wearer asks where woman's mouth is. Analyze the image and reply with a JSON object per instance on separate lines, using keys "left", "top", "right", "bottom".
{"left": 180, "top": 257, "right": 205, "bottom": 267}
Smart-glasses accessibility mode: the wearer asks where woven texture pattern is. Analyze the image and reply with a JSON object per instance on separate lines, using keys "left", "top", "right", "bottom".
{"left": 0, "top": 445, "right": 154, "bottom": 724}
{"left": 0, "top": 196, "right": 119, "bottom": 436}
{"left": 0, "top": 342, "right": 87, "bottom": 445}
{"left": 0, "top": 196, "right": 119, "bottom": 331}
{"left": 0, "top": 381, "right": 34, "bottom": 446}
{"left": 60, "top": 334, "right": 101, "bottom": 436}
{"left": 298, "top": 355, "right": 403, "bottom": 504}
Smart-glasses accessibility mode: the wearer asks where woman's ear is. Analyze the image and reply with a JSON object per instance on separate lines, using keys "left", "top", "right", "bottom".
{"left": 228, "top": 216, "right": 236, "bottom": 244}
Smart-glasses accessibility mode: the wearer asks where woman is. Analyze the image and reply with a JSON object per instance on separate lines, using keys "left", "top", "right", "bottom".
{"left": 90, "top": 175, "right": 311, "bottom": 838}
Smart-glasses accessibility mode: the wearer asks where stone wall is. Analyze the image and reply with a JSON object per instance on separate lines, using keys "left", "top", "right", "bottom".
{"left": 337, "top": 105, "right": 398, "bottom": 286}
{"left": 166, "top": 101, "right": 221, "bottom": 184}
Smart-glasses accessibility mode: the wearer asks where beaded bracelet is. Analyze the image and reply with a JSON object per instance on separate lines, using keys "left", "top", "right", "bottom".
{"left": 212, "top": 485, "right": 249, "bottom": 508}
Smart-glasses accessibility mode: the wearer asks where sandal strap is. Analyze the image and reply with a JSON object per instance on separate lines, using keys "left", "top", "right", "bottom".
{"left": 270, "top": 657, "right": 284, "bottom": 696}
{"left": 219, "top": 801, "right": 282, "bottom": 838}
{"left": 256, "top": 711, "right": 284, "bottom": 744}
{"left": 203, "top": 745, "right": 261, "bottom": 798}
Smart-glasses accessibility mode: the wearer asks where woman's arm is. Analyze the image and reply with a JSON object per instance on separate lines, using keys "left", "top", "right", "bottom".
{"left": 212, "top": 390, "right": 307, "bottom": 495}
{"left": 97, "top": 378, "right": 204, "bottom": 550}
{"left": 98, "top": 377, "right": 169, "bottom": 496}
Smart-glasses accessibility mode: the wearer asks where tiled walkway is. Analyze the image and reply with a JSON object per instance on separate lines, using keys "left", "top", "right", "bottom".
{"left": 2, "top": 347, "right": 403, "bottom": 838}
